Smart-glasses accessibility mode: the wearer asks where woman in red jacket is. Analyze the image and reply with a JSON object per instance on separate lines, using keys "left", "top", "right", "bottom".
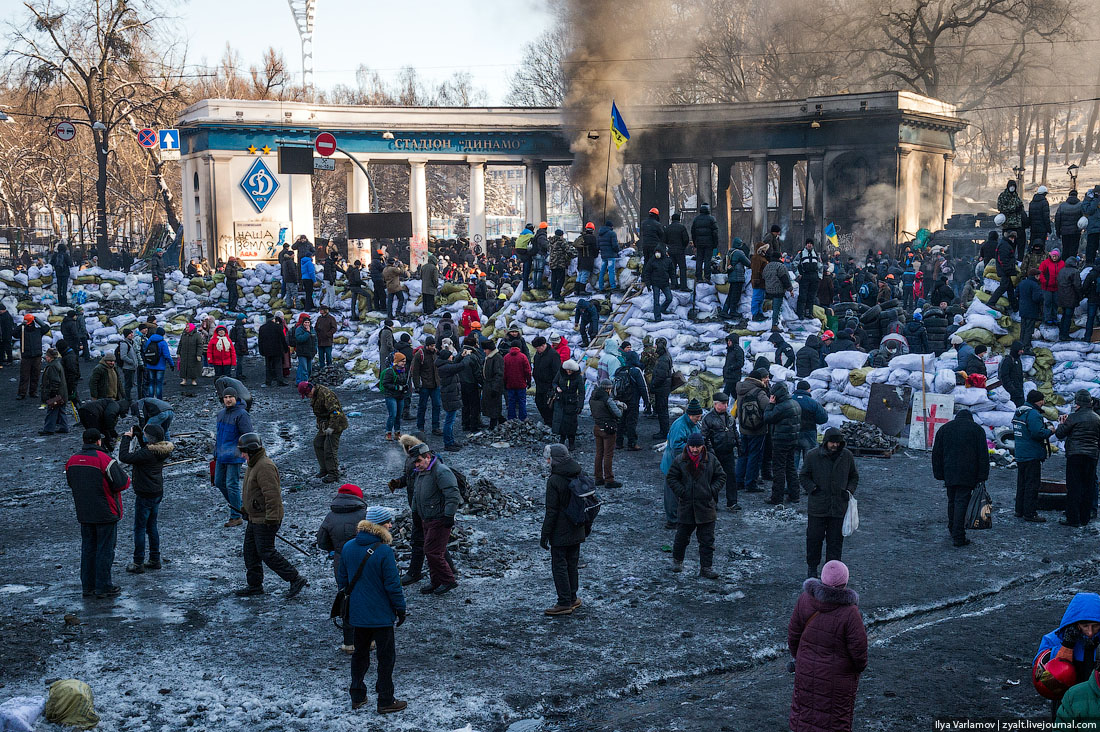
{"left": 1039, "top": 249, "right": 1065, "bottom": 325}
{"left": 788, "top": 560, "right": 868, "bottom": 732}
{"left": 460, "top": 304, "right": 480, "bottom": 336}
{"left": 206, "top": 324, "right": 237, "bottom": 377}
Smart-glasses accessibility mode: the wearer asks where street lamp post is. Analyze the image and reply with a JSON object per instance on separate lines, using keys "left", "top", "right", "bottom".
{"left": 1012, "top": 165, "right": 1025, "bottom": 189}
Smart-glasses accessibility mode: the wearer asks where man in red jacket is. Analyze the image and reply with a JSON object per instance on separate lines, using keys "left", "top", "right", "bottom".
{"left": 503, "top": 342, "right": 532, "bottom": 421}
{"left": 66, "top": 428, "right": 131, "bottom": 599}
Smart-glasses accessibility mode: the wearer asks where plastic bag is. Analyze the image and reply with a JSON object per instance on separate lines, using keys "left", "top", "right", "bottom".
{"left": 965, "top": 482, "right": 993, "bottom": 530}
{"left": 0, "top": 696, "right": 46, "bottom": 732}
{"left": 842, "top": 492, "right": 859, "bottom": 536}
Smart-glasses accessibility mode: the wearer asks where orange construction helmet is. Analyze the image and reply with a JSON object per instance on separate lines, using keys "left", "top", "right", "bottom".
{"left": 649, "top": 207, "right": 659, "bottom": 215}
{"left": 538, "top": 222, "right": 548, "bottom": 229}
{"left": 585, "top": 222, "right": 595, "bottom": 230}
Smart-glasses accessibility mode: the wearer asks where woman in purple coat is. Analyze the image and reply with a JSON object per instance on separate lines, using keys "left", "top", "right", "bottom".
{"left": 788, "top": 560, "right": 868, "bottom": 732}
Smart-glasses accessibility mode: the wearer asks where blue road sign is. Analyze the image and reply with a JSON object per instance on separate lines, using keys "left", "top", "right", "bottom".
{"left": 158, "top": 128, "right": 180, "bottom": 150}
{"left": 240, "top": 158, "right": 280, "bottom": 213}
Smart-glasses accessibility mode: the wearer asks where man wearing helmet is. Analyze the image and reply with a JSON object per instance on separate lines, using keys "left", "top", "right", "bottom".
{"left": 235, "top": 432, "right": 308, "bottom": 599}
{"left": 639, "top": 207, "right": 665, "bottom": 268}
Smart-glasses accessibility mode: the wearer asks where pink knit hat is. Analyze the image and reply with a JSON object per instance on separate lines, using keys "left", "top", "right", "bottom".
{"left": 821, "top": 560, "right": 849, "bottom": 588}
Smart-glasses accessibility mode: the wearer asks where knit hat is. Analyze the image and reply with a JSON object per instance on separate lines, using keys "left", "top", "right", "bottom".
{"left": 562, "top": 359, "right": 579, "bottom": 371}
{"left": 687, "top": 432, "right": 706, "bottom": 447}
{"left": 712, "top": 392, "right": 729, "bottom": 403}
{"left": 82, "top": 428, "right": 102, "bottom": 444}
{"left": 912, "top": 310, "right": 922, "bottom": 321}
{"left": 399, "top": 333, "right": 411, "bottom": 343}
{"left": 156, "top": 327, "right": 165, "bottom": 336}
{"left": 797, "top": 380, "right": 811, "bottom": 391}
{"left": 686, "top": 398, "right": 703, "bottom": 415}
{"left": 364, "top": 505, "right": 395, "bottom": 524}
{"left": 1076, "top": 389, "right": 1094, "bottom": 407}
{"left": 103, "top": 352, "right": 116, "bottom": 362}
{"left": 531, "top": 336, "right": 547, "bottom": 348}
{"left": 949, "top": 334, "right": 963, "bottom": 344}
{"left": 750, "top": 367, "right": 769, "bottom": 381}
{"left": 338, "top": 483, "right": 364, "bottom": 499}
{"left": 222, "top": 387, "right": 238, "bottom": 399}
{"left": 1027, "top": 389, "right": 1045, "bottom": 404}
{"left": 392, "top": 352, "right": 407, "bottom": 365}
{"left": 821, "top": 560, "right": 849, "bottom": 588}
{"left": 143, "top": 424, "right": 165, "bottom": 443}
{"left": 550, "top": 332, "right": 562, "bottom": 343}
{"left": 599, "top": 378, "right": 613, "bottom": 388}
{"left": 297, "top": 381, "right": 313, "bottom": 398}
{"left": 544, "top": 442, "right": 570, "bottom": 465}
{"left": 423, "top": 335, "right": 436, "bottom": 346}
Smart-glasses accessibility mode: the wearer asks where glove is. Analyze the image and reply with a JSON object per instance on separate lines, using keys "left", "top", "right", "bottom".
{"left": 1063, "top": 625, "right": 1084, "bottom": 647}
{"left": 539, "top": 537, "right": 549, "bottom": 550}
{"left": 387, "top": 478, "right": 401, "bottom": 493}
{"left": 443, "top": 516, "right": 455, "bottom": 528}
{"left": 324, "top": 427, "right": 334, "bottom": 435}
{"left": 395, "top": 609, "right": 406, "bottom": 627}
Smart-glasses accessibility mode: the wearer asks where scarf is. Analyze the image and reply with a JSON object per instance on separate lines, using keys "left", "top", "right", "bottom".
{"left": 215, "top": 335, "right": 232, "bottom": 352}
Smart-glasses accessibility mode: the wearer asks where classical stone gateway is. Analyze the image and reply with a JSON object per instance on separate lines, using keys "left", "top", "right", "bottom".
{"left": 177, "top": 90, "right": 964, "bottom": 265}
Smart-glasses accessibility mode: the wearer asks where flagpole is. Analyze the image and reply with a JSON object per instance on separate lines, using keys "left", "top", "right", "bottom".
{"left": 602, "top": 108, "right": 614, "bottom": 224}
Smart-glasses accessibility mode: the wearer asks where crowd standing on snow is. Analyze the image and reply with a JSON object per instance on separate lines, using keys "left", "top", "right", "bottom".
{"left": 24, "top": 182, "right": 1100, "bottom": 724}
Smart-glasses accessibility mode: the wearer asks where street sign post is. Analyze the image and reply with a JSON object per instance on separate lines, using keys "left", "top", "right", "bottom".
{"left": 314, "top": 132, "right": 337, "bottom": 157}
{"left": 137, "top": 128, "right": 157, "bottom": 148}
{"left": 54, "top": 121, "right": 76, "bottom": 141}
{"left": 158, "top": 128, "right": 181, "bottom": 160}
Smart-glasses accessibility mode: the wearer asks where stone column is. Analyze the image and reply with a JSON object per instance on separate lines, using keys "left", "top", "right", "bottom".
{"left": 345, "top": 157, "right": 372, "bottom": 265}
{"left": 777, "top": 158, "right": 795, "bottom": 253}
{"left": 639, "top": 162, "right": 657, "bottom": 222}
{"left": 751, "top": 155, "right": 768, "bottom": 242}
{"left": 655, "top": 162, "right": 670, "bottom": 216}
{"left": 697, "top": 161, "right": 713, "bottom": 210}
{"left": 806, "top": 154, "right": 825, "bottom": 245}
{"left": 468, "top": 157, "right": 487, "bottom": 252}
{"left": 524, "top": 160, "right": 546, "bottom": 224}
{"left": 181, "top": 157, "right": 197, "bottom": 253}
{"left": 209, "top": 156, "right": 233, "bottom": 264}
{"left": 409, "top": 157, "right": 429, "bottom": 268}
{"left": 897, "top": 149, "right": 920, "bottom": 242}
{"left": 715, "top": 160, "right": 732, "bottom": 250}
{"left": 942, "top": 153, "right": 956, "bottom": 226}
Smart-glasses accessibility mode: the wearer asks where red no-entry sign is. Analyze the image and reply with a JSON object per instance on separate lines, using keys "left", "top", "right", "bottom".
{"left": 314, "top": 132, "right": 337, "bottom": 157}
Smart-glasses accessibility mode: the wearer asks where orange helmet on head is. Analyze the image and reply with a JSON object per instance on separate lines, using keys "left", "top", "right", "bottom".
{"left": 585, "top": 222, "right": 595, "bottom": 230}
{"left": 649, "top": 207, "right": 659, "bottom": 215}
{"left": 538, "top": 222, "right": 548, "bottom": 229}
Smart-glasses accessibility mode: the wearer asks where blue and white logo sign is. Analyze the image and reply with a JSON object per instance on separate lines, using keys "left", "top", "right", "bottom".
{"left": 240, "top": 158, "right": 280, "bottom": 213}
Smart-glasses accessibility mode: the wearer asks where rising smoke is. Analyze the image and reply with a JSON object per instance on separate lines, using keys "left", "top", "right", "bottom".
{"left": 559, "top": 0, "right": 693, "bottom": 220}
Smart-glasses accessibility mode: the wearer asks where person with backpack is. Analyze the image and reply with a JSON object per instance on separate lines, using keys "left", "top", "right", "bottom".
{"left": 1054, "top": 390, "right": 1100, "bottom": 529}
{"left": 794, "top": 239, "right": 822, "bottom": 319}
{"left": 613, "top": 342, "right": 649, "bottom": 451}
{"left": 763, "top": 250, "right": 794, "bottom": 330}
{"left": 142, "top": 327, "right": 174, "bottom": 399}
{"left": 764, "top": 383, "right": 803, "bottom": 506}
{"left": 119, "top": 422, "right": 174, "bottom": 574}
{"left": 931, "top": 407, "right": 991, "bottom": 547}
{"left": 722, "top": 334, "right": 745, "bottom": 396}
{"left": 734, "top": 368, "right": 771, "bottom": 496}
{"left": 338, "top": 506, "right": 408, "bottom": 714}
{"left": 667, "top": 432, "right": 724, "bottom": 578}
{"left": 660, "top": 399, "right": 704, "bottom": 529}
{"left": 117, "top": 328, "right": 141, "bottom": 401}
{"left": 540, "top": 443, "right": 593, "bottom": 616}
{"left": 573, "top": 298, "right": 600, "bottom": 348}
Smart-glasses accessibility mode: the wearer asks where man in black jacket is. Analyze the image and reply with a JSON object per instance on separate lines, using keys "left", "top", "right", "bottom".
{"left": 650, "top": 337, "right": 675, "bottom": 439}
{"left": 0, "top": 303, "right": 14, "bottom": 365}
{"left": 667, "top": 433, "right": 724, "bottom": 578}
{"left": 795, "top": 335, "right": 823, "bottom": 377}
{"left": 722, "top": 334, "right": 745, "bottom": 396}
{"left": 999, "top": 340, "right": 1026, "bottom": 407}
{"left": 988, "top": 232, "right": 1019, "bottom": 312}
{"left": 800, "top": 427, "right": 858, "bottom": 578}
{"left": 931, "top": 408, "right": 990, "bottom": 546}
{"left": 16, "top": 314, "right": 50, "bottom": 399}
{"left": 368, "top": 257, "right": 386, "bottom": 313}
{"left": 639, "top": 208, "right": 665, "bottom": 267}
{"left": 1054, "top": 390, "right": 1100, "bottom": 527}
{"left": 1029, "top": 186, "right": 1052, "bottom": 249}
{"left": 690, "top": 203, "right": 719, "bottom": 282}
{"left": 664, "top": 212, "right": 691, "bottom": 290}
{"left": 258, "top": 313, "right": 289, "bottom": 386}
{"left": 279, "top": 243, "right": 299, "bottom": 309}
{"left": 531, "top": 336, "right": 561, "bottom": 426}
{"left": 540, "top": 443, "right": 590, "bottom": 615}
{"left": 764, "top": 383, "right": 802, "bottom": 505}
{"left": 699, "top": 392, "right": 740, "bottom": 511}
{"left": 66, "top": 428, "right": 131, "bottom": 598}
{"left": 119, "top": 423, "right": 174, "bottom": 572}
{"left": 643, "top": 249, "right": 674, "bottom": 322}
{"left": 150, "top": 247, "right": 166, "bottom": 306}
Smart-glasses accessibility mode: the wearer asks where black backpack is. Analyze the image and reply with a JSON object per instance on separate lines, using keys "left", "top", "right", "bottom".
{"left": 564, "top": 473, "right": 601, "bottom": 527}
{"left": 738, "top": 396, "right": 765, "bottom": 432}
{"left": 612, "top": 367, "right": 633, "bottom": 401}
{"left": 452, "top": 466, "right": 470, "bottom": 502}
{"left": 142, "top": 339, "right": 161, "bottom": 367}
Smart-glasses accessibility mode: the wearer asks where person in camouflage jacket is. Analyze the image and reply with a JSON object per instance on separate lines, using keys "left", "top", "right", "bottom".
{"left": 547, "top": 230, "right": 577, "bottom": 300}
{"left": 302, "top": 381, "right": 348, "bottom": 483}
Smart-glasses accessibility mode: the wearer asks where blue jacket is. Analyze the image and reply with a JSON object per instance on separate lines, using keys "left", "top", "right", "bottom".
{"left": 597, "top": 225, "right": 619, "bottom": 260}
{"left": 901, "top": 269, "right": 916, "bottom": 288}
{"left": 1084, "top": 193, "right": 1100, "bottom": 234}
{"left": 1036, "top": 592, "right": 1100, "bottom": 666}
{"left": 337, "top": 528, "right": 406, "bottom": 628}
{"left": 574, "top": 299, "right": 599, "bottom": 328}
{"left": 300, "top": 256, "right": 316, "bottom": 281}
{"left": 956, "top": 343, "right": 975, "bottom": 369}
{"left": 215, "top": 402, "right": 254, "bottom": 464}
{"left": 661, "top": 413, "right": 700, "bottom": 474}
{"left": 143, "top": 333, "right": 174, "bottom": 371}
{"left": 792, "top": 389, "right": 828, "bottom": 432}
{"left": 1012, "top": 403, "right": 1052, "bottom": 462}
{"left": 1018, "top": 276, "right": 1044, "bottom": 320}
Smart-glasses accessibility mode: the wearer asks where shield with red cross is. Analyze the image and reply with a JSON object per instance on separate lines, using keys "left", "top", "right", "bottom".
{"left": 908, "top": 393, "right": 955, "bottom": 450}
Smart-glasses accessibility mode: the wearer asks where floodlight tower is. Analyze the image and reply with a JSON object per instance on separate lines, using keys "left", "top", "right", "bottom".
{"left": 287, "top": 0, "right": 317, "bottom": 90}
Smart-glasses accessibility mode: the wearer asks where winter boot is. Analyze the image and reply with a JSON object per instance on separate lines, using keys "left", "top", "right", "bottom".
{"left": 286, "top": 577, "right": 308, "bottom": 599}
{"left": 400, "top": 572, "right": 423, "bottom": 586}
{"left": 143, "top": 558, "right": 162, "bottom": 570}
{"left": 235, "top": 585, "right": 264, "bottom": 596}
{"left": 544, "top": 603, "right": 574, "bottom": 616}
{"left": 378, "top": 700, "right": 408, "bottom": 714}
{"left": 670, "top": 560, "right": 683, "bottom": 573}
{"left": 699, "top": 567, "right": 719, "bottom": 580}
{"left": 125, "top": 562, "right": 144, "bottom": 574}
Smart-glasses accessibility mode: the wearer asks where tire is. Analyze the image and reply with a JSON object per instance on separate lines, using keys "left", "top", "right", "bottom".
{"left": 860, "top": 304, "right": 882, "bottom": 325}
{"left": 993, "top": 427, "right": 1015, "bottom": 454}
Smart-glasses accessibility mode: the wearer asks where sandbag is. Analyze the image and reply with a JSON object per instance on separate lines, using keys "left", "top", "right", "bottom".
{"left": 848, "top": 367, "right": 872, "bottom": 386}
{"left": 825, "top": 351, "right": 866, "bottom": 370}
{"left": 840, "top": 404, "right": 867, "bottom": 421}
{"left": 44, "top": 680, "right": 99, "bottom": 730}
{"left": 956, "top": 327, "right": 997, "bottom": 347}
{"left": 0, "top": 696, "right": 46, "bottom": 732}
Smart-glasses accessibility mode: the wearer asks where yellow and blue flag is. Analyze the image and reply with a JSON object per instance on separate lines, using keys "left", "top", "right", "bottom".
{"left": 824, "top": 222, "right": 838, "bottom": 247}
{"left": 610, "top": 102, "right": 630, "bottom": 150}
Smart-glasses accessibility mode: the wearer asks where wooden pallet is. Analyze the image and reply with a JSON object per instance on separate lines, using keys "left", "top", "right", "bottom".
{"left": 847, "top": 444, "right": 898, "bottom": 459}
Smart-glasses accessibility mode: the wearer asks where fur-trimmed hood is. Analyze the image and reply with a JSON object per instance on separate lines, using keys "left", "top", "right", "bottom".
{"left": 398, "top": 433, "right": 422, "bottom": 452}
{"left": 803, "top": 578, "right": 859, "bottom": 606}
{"left": 355, "top": 521, "right": 393, "bottom": 545}
{"left": 147, "top": 441, "right": 174, "bottom": 457}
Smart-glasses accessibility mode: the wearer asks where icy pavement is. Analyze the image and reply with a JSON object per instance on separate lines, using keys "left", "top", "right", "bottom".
{"left": 0, "top": 367, "right": 1096, "bottom": 731}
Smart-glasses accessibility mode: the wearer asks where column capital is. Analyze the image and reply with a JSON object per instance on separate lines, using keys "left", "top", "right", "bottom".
{"left": 749, "top": 152, "right": 769, "bottom": 161}
{"left": 408, "top": 157, "right": 428, "bottom": 167}
{"left": 466, "top": 156, "right": 488, "bottom": 165}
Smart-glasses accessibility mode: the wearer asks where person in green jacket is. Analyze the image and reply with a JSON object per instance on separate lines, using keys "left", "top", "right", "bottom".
{"left": 1057, "top": 669, "right": 1100, "bottom": 725}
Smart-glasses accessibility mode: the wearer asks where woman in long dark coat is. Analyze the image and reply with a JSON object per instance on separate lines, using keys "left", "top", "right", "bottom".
{"left": 788, "top": 560, "right": 868, "bottom": 732}
{"left": 551, "top": 359, "right": 585, "bottom": 449}
{"left": 177, "top": 324, "right": 202, "bottom": 385}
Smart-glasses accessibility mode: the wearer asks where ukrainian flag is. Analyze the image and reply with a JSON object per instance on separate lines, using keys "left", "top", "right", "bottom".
{"left": 610, "top": 102, "right": 630, "bottom": 150}
{"left": 824, "top": 222, "right": 838, "bottom": 247}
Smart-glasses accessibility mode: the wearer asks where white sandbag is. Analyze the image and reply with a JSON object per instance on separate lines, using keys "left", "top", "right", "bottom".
{"left": 888, "top": 353, "right": 933, "bottom": 371}
{"left": 952, "top": 386, "right": 990, "bottom": 406}
{"left": 935, "top": 368, "right": 957, "bottom": 394}
{"left": 906, "top": 370, "right": 934, "bottom": 391}
{"left": 809, "top": 367, "right": 832, "bottom": 382}
{"left": 886, "top": 368, "right": 912, "bottom": 386}
{"left": 865, "top": 368, "right": 891, "bottom": 384}
{"left": 0, "top": 695, "right": 46, "bottom": 732}
{"left": 964, "top": 313, "right": 1008, "bottom": 335}
{"left": 830, "top": 368, "right": 851, "bottom": 386}
{"left": 975, "top": 410, "right": 1014, "bottom": 428}
{"left": 824, "top": 351, "right": 866, "bottom": 370}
